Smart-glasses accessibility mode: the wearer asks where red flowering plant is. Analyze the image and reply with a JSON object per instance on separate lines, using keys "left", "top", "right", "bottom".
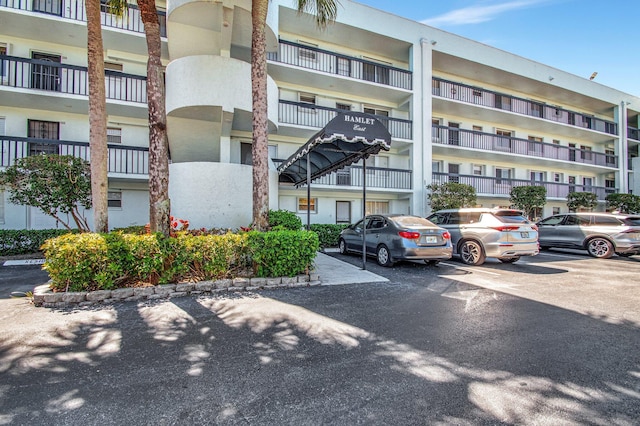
{"left": 145, "top": 216, "right": 190, "bottom": 236}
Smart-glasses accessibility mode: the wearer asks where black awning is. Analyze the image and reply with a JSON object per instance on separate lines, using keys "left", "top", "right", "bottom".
{"left": 277, "top": 112, "right": 392, "bottom": 186}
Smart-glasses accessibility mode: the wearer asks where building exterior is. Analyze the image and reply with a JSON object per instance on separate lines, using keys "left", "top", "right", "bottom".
{"left": 1, "top": 0, "right": 639, "bottom": 230}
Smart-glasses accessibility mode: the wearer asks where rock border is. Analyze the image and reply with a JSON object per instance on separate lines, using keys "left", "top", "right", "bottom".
{"left": 33, "top": 273, "right": 321, "bottom": 308}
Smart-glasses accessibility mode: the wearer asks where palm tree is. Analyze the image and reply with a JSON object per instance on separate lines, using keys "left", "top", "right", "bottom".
{"left": 86, "top": 0, "right": 109, "bottom": 233}
{"left": 107, "top": 0, "right": 170, "bottom": 236}
{"left": 250, "top": 0, "right": 338, "bottom": 231}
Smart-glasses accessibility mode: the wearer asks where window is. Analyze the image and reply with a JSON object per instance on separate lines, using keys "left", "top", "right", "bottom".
{"left": 0, "top": 44, "right": 7, "bottom": 81}
{"left": 580, "top": 145, "right": 593, "bottom": 161}
{"left": 365, "top": 201, "right": 389, "bottom": 215}
{"left": 363, "top": 107, "right": 389, "bottom": 117}
{"left": 28, "top": 119, "right": 59, "bottom": 156}
{"left": 299, "top": 93, "right": 316, "bottom": 104}
{"left": 569, "top": 143, "right": 577, "bottom": 161}
{"left": 448, "top": 122, "right": 460, "bottom": 145}
{"left": 495, "top": 129, "right": 512, "bottom": 150}
{"left": 298, "top": 197, "right": 317, "bottom": 213}
{"left": 583, "top": 177, "right": 593, "bottom": 188}
{"left": 362, "top": 57, "right": 390, "bottom": 85}
{"left": 472, "top": 125, "right": 482, "bottom": 132}
{"left": 552, "top": 207, "right": 560, "bottom": 215}
{"left": 108, "top": 191, "right": 122, "bottom": 208}
{"left": 104, "top": 62, "right": 123, "bottom": 72}
{"left": 528, "top": 136, "right": 543, "bottom": 153}
{"left": 448, "top": 163, "right": 460, "bottom": 183}
{"left": 553, "top": 173, "right": 563, "bottom": 183}
{"left": 337, "top": 57, "right": 350, "bottom": 76}
{"left": 531, "top": 103, "right": 543, "bottom": 117}
{"left": 336, "top": 103, "right": 351, "bottom": 111}
{"left": 472, "top": 164, "right": 484, "bottom": 176}
{"left": 432, "top": 160, "right": 442, "bottom": 174}
{"left": 605, "top": 149, "right": 616, "bottom": 165}
{"left": 530, "top": 171, "right": 545, "bottom": 182}
{"left": 552, "top": 139, "right": 560, "bottom": 145}
{"left": 107, "top": 127, "right": 121, "bottom": 144}
{"left": 472, "top": 89, "right": 482, "bottom": 97}
{"left": 495, "top": 167, "right": 512, "bottom": 184}
{"left": 297, "top": 41, "right": 318, "bottom": 62}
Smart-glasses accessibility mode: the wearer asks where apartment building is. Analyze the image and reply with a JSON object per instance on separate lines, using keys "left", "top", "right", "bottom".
{"left": 1, "top": 0, "right": 639, "bottom": 230}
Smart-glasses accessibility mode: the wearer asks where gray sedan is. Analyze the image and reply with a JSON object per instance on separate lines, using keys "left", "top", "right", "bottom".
{"left": 338, "top": 214, "right": 453, "bottom": 266}
{"left": 537, "top": 212, "right": 640, "bottom": 258}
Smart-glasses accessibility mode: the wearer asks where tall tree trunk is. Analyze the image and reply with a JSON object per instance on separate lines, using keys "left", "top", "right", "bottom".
{"left": 251, "top": 0, "right": 270, "bottom": 231}
{"left": 138, "top": 0, "right": 170, "bottom": 237}
{"left": 86, "top": 0, "right": 109, "bottom": 232}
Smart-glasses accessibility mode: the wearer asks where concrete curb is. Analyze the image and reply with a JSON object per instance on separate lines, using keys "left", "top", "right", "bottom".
{"left": 33, "top": 273, "right": 321, "bottom": 308}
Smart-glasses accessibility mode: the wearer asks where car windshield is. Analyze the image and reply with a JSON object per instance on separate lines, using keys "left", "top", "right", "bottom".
{"left": 621, "top": 217, "right": 640, "bottom": 226}
{"left": 493, "top": 211, "right": 530, "bottom": 223}
{"left": 392, "top": 216, "right": 435, "bottom": 227}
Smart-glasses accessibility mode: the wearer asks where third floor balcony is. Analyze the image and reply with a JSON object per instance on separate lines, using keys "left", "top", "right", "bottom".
{"left": 433, "top": 77, "right": 618, "bottom": 138}
{"left": 432, "top": 125, "right": 618, "bottom": 168}
{"left": 278, "top": 100, "right": 412, "bottom": 140}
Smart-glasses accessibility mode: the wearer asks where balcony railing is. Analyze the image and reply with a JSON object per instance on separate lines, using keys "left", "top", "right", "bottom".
{"left": 0, "top": 136, "right": 149, "bottom": 175}
{"left": 279, "top": 100, "right": 413, "bottom": 140}
{"left": 0, "top": 0, "right": 167, "bottom": 37}
{"left": 268, "top": 40, "right": 412, "bottom": 90}
{"left": 274, "top": 159, "right": 412, "bottom": 190}
{"left": 0, "top": 55, "right": 147, "bottom": 103}
{"left": 432, "top": 172, "right": 615, "bottom": 201}
{"left": 432, "top": 125, "right": 618, "bottom": 167}
{"left": 629, "top": 126, "right": 640, "bottom": 141}
{"left": 432, "top": 77, "right": 618, "bottom": 136}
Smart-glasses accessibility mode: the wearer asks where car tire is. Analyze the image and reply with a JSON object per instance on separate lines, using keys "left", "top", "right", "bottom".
{"left": 338, "top": 238, "right": 348, "bottom": 255}
{"left": 586, "top": 238, "right": 614, "bottom": 259}
{"left": 424, "top": 260, "right": 440, "bottom": 266}
{"left": 499, "top": 257, "right": 520, "bottom": 263}
{"left": 376, "top": 245, "right": 394, "bottom": 267}
{"left": 459, "top": 240, "right": 486, "bottom": 265}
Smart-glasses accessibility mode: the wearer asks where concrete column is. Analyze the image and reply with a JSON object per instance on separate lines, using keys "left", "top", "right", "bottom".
{"left": 220, "top": 135, "right": 231, "bottom": 163}
{"left": 615, "top": 102, "right": 629, "bottom": 193}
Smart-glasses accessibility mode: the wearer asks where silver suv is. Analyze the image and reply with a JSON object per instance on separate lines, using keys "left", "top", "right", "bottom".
{"left": 427, "top": 208, "right": 539, "bottom": 265}
{"left": 537, "top": 212, "right": 640, "bottom": 258}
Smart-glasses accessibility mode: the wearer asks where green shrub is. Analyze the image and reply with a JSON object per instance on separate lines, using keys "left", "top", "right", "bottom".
{"left": 309, "top": 224, "right": 349, "bottom": 247}
{"left": 111, "top": 225, "right": 147, "bottom": 235}
{"left": 247, "top": 230, "right": 319, "bottom": 277}
{"left": 0, "top": 229, "right": 75, "bottom": 256}
{"left": 268, "top": 209, "right": 302, "bottom": 230}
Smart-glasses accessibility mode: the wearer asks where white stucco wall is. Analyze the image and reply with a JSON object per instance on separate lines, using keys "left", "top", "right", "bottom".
{"left": 169, "top": 162, "right": 279, "bottom": 229}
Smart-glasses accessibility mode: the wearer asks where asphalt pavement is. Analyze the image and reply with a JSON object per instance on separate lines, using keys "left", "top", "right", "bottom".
{"left": 0, "top": 251, "right": 639, "bottom": 425}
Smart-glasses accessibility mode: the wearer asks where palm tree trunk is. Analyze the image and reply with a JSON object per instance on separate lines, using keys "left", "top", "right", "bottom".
{"left": 86, "top": 0, "right": 109, "bottom": 233}
{"left": 138, "top": 0, "right": 170, "bottom": 237}
{"left": 251, "top": 0, "right": 270, "bottom": 231}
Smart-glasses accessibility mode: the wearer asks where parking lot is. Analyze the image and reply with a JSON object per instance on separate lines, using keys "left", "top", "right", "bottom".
{"left": 1, "top": 250, "right": 639, "bottom": 425}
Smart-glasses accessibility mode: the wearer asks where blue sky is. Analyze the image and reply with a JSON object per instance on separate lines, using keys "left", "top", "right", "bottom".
{"left": 354, "top": 0, "right": 640, "bottom": 98}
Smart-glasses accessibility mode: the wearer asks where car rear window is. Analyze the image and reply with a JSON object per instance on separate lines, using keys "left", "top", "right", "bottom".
{"left": 492, "top": 211, "right": 530, "bottom": 223}
{"left": 393, "top": 216, "right": 435, "bottom": 227}
{"left": 592, "top": 216, "right": 622, "bottom": 225}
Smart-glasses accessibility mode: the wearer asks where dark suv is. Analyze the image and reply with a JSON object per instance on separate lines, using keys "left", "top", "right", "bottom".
{"left": 537, "top": 212, "right": 640, "bottom": 258}
{"left": 427, "top": 208, "right": 539, "bottom": 265}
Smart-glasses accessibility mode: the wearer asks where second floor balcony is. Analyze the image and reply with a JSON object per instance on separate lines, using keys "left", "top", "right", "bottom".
{"left": 432, "top": 125, "right": 618, "bottom": 168}
{"left": 279, "top": 100, "right": 412, "bottom": 140}
{"left": 432, "top": 172, "right": 615, "bottom": 201}
{"left": 0, "top": 135, "right": 149, "bottom": 177}
{"left": 433, "top": 77, "right": 618, "bottom": 137}
{"left": 629, "top": 126, "right": 640, "bottom": 142}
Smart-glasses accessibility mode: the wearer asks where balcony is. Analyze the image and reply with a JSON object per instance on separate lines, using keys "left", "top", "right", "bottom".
{"left": 629, "top": 127, "right": 640, "bottom": 142}
{"left": 0, "top": 0, "right": 167, "bottom": 37}
{"left": 268, "top": 40, "right": 412, "bottom": 90}
{"left": 432, "top": 125, "right": 618, "bottom": 168}
{"left": 0, "top": 55, "right": 147, "bottom": 103}
{"left": 432, "top": 172, "right": 615, "bottom": 201}
{"left": 274, "top": 160, "right": 412, "bottom": 190}
{"left": 0, "top": 136, "right": 149, "bottom": 176}
{"left": 279, "top": 100, "right": 412, "bottom": 140}
{"left": 433, "top": 77, "right": 618, "bottom": 136}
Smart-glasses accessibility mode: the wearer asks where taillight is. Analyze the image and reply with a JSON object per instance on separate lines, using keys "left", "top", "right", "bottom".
{"left": 398, "top": 231, "right": 420, "bottom": 239}
{"left": 442, "top": 231, "right": 451, "bottom": 240}
{"left": 491, "top": 226, "right": 521, "bottom": 232}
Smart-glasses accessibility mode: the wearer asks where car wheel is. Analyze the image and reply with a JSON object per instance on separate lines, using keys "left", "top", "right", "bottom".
{"left": 499, "top": 257, "right": 520, "bottom": 263}
{"left": 424, "top": 260, "right": 440, "bottom": 266}
{"left": 376, "top": 245, "right": 394, "bottom": 267}
{"left": 459, "top": 240, "right": 486, "bottom": 265}
{"left": 338, "top": 238, "right": 348, "bottom": 255}
{"left": 586, "top": 238, "right": 614, "bottom": 259}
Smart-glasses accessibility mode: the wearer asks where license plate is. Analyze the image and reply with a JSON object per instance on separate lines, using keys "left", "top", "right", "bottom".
{"left": 424, "top": 236, "right": 437, "bottom": 243}
{"left": 520, "top": 232, "right": 529, "bottom": 238}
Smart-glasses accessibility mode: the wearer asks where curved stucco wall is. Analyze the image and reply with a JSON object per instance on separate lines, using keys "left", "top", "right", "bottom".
{"left": 169, "top": 162, "right": 279, "bottom": 229}
{"left": 165, "top": 55, "right": 278, "bottom": 124}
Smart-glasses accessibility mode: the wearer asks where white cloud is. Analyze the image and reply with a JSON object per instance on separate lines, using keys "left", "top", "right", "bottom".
{"left": 422, "top": 0, "right": 546, "bottom": 27}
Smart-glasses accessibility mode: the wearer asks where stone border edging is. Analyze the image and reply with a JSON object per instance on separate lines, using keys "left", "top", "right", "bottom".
{"left": 33, "top": 273, "right": 321, "bottom": 308}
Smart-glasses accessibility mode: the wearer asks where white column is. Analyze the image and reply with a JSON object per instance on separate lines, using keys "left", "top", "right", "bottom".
{"left": 615, "top": 102, "right": 629, "bottom": 193}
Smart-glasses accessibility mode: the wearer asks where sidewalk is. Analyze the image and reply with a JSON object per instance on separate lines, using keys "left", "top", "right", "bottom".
{"left": 313, "top": 251, "right": 388, "bottom": 285}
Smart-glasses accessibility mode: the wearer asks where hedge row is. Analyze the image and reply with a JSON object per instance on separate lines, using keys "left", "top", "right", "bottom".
{"left": 42, "top": 230, "right": 319, "bottom": 292}
{"left": 309, "top": 224, "right": 349, "bottom": 248}
{"left": 0, "top": 229, "right": 75, "bottom": 256}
